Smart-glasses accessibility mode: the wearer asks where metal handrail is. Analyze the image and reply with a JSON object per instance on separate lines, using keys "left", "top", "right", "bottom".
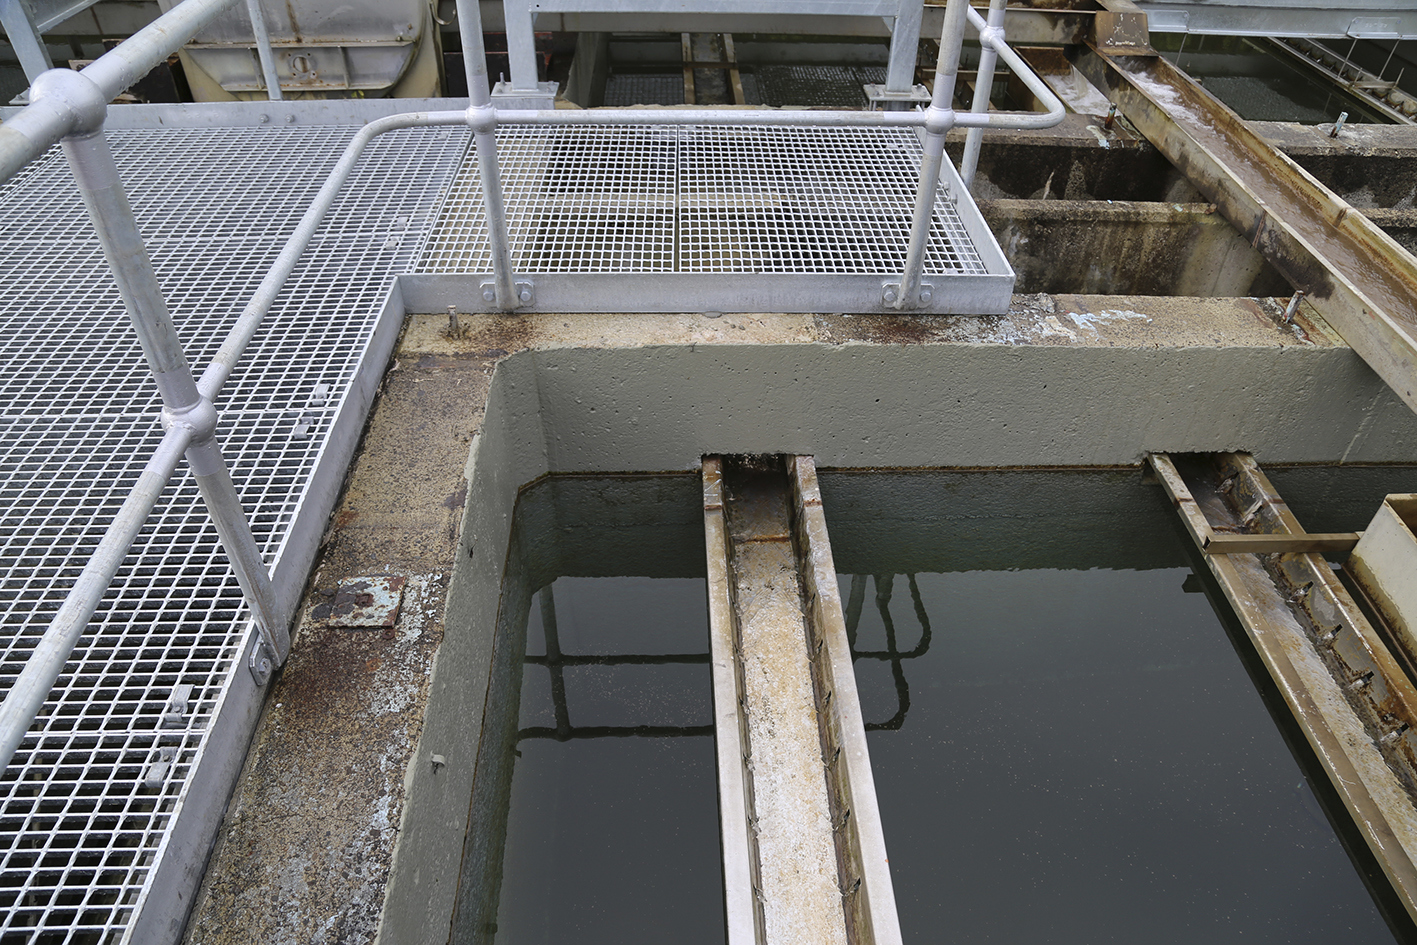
{"left": 0, "top": 0, "right": 1063, "bottom": 770}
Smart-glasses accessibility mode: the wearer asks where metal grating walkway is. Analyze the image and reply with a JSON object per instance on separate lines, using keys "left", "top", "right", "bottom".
{"left": 0, "top": 124, "right": 467, "bottom": 943}
{"left": 418, "top": 125, "right": 989, "bottom": 277}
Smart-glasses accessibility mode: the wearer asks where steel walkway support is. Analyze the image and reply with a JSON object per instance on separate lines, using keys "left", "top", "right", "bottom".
{"left": 703, "top": 455, "right": 901, "bottom": 945}
{"left": 1151, "top": 452, "right": 1417, "bottom": 924}
{"left": 1072, "top": 47, "right": 1417, "bottom": 414}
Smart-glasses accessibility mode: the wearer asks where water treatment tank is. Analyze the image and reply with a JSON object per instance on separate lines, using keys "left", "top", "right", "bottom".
{"left": 156, "top": 0, "right": 441, "bottom": 100}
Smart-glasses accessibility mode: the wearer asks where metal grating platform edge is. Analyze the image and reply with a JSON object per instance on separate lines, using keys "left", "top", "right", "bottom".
{"left": 416, "top": 125, "right": 1015, "bottom": 315}
{"left": 0, "top": 123, "right": 466, "bottom": 944}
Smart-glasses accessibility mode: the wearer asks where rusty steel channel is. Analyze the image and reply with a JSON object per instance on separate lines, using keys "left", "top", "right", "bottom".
{"left": 1151, "top": 452, "right": 1417, "bottom": 921}
{"left": 1072, "top": 47, "right": 1417, "bottom": 413}
{"left": 703, "top": 455, "right": 901, "bottom": 945}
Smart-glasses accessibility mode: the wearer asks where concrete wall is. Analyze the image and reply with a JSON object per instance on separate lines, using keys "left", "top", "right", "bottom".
{"left": 377, "top": 296, "right": 1417, "bottom": 943}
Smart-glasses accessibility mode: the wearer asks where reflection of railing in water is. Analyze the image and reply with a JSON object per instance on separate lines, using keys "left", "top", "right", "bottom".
{"left": 519, "top": 573, "right": 931, "bottom": 741}
{"left": 845, "top": 574, "right": 933, "bottom": 731}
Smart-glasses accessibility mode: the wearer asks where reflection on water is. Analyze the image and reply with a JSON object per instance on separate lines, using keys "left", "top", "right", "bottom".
{"left": 496, "top": 578, "right": 720, "bottom": 945}
{"left": 452, "top": 475, "right": 723, "bottom": 945}
{"left": 843, "top": 567, "right": 1397, "bottom": 943}
{"left": 821, "top": 468, "right": 1417, "bottom": 944}
{"left": 458, "top": 467, "right": 1417, "bottom": 945}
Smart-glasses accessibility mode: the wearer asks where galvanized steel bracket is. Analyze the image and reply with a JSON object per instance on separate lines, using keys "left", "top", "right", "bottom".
{"left": 880, "top": 281, "right": 933, "bottom": 308}
{"left": 248, "top": 637, "right": 277, "bottom": 686}
{"left": 480, "top": 279, "right": 534, "bottom": 308}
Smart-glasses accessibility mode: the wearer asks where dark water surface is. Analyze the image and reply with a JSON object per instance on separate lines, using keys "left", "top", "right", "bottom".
{"left": 843, "top": 568, "right": 1396, "bottom": 943}
{"left": 471, "top": 468, "right": 1417, "bottom": 944}
{"left": 494, "top": 577, "right": 721, "bottom": 945}
{"left": 821, "top": 468, "right": 1414, "bottom": 944}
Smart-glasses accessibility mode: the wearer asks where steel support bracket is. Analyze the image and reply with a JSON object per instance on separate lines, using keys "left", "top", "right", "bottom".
{"left": 881, "top": 281, "right": 933, "bottom": 308}
{"left": 248, "top": 635, "right": 277, "bottom": 686}
{"left": 864, "top": 83, "right": 932, "bottom": 108}
{"left": 480, "top": 279, "right": 535, "bottom": 308}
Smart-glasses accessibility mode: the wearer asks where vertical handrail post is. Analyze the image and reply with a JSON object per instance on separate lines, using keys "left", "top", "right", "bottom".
{"left": 895, "top": 0, "right": 968, "bottom": 310}
{"left": 458, "top": 0, "right": 521, "bottom": 309}
{"left": 960, "top": 0, "right": 1006, "bottom": 190}
{"left": 36, "top": 68, "right": 289, "bottom": 677}
{"left": 244, "top": 0, "right": 283, "bottom": 101}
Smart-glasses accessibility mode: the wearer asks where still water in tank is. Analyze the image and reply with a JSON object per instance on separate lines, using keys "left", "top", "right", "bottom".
{"left": 821, "top": 468, "right": 1415, "bottom": 944}
{"left": 453, "top": 474, "right": 722, "bottom": 945}
{"left": 461, "top": 468, "right": 1417, "bottom": 944}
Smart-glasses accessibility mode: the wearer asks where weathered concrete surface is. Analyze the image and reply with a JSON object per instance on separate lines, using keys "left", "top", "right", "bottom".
{"left": 183, "top": 344, "right": 495, "bottom": 945}
{"left": 981, "top": 199, "right": 1289, "bottom": 296}
{"left": 187, "top": 295, "right": 1417, "bottom": 945}
{"left": 719, "top": 459, "right": 847, "bottom": 945}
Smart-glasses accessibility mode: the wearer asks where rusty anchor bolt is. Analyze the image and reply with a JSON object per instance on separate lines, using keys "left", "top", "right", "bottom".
{"left": 1330, "top": 111, "right": 1348, "bottom": 138}
{"left": 1103, "top": 103, "right": 1118, "bottom": 130}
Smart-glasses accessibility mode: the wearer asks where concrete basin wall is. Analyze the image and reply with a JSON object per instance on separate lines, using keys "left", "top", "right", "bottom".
{"left": 374, "top": 295, "right": 1417, "bottom": 944}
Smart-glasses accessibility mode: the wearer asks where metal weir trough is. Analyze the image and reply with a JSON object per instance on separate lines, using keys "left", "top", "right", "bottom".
{"left": 704, "top": 455, "right": 900, "bottom": 945}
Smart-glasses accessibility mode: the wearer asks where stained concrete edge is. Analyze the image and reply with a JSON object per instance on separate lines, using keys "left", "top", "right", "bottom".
{"left": 188, "top": 293, "right": 1417, "bottom": 945}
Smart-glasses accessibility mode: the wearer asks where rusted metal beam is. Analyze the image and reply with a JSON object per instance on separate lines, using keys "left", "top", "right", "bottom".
{"left": 1203, "top": 532, "right": 1362, "bottom": 554}
{"left": 1073, "top": 48, "right": 1417, "bottom": 414}
{"left": 1151, "top": 451, "right": 1417, "bottom": 923}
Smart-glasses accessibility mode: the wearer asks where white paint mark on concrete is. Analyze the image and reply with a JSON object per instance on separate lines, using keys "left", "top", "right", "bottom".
{"left": 1042, "top": 315, "right": 1078, "bottom": 341}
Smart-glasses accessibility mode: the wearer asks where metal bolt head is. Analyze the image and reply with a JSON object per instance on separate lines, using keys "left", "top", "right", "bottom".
{"left": 518, "top": 288, "right": 532, "bottom": 304}
{"left": 482, "top": 287, "right": 496, "bottom": 302}
{"left": 883, "top": 288, "right": 898, "bottom": 303}
{"left": 919, "top": 288, "right": 932, "bottom": 303}
{"left": 259, "top": 113, "right": 270, "bottom": 123}
{"left": 285, "top": 113, "right": 296, "bottom": 124}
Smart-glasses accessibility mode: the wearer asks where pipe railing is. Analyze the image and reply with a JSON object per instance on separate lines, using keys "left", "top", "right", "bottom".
{"left": 0, "top": 0, "right": 1062, "bottom": 770}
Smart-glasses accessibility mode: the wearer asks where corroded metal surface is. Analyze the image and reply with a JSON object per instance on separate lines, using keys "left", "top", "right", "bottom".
{"left": 787, "top": 456, "right": 901, "bottom": 945}
{"left": 1151, "top": 452, "right": 1417, "bottom": 921}
{"left": 703, "top": 456, "right": 765, "bottom": 945}
{"left": 314, "top": 575, "right": 409, "bottom": 629}
{"left": 1072, "top": 47, "right": 1417, "bottom": 412}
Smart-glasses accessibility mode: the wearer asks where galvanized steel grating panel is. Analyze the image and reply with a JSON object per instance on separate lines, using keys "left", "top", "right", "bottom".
{"left": 418, "top": 125, "right": 987, "bottom": 277}
{"left": 603, "top": 74, "right": 685, "bottom": 106}
{"left": 0, "top": 123, "right": 466, "bottom": 943}
{"left": 751, "top": 65, "right": 886, "bottom": 108}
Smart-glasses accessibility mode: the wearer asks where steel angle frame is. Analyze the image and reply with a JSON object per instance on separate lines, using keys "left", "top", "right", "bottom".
{"left": 1138, "top": 2, "right": 1417, "bottom": 39}
{"left": 1071, "top": 46, "right": 1417, "bottom": 415}
{"left": 401, "top": 271, "right": 1013, "bottom": 315}
{"left": 1151, "top": 452, "right": 1417, "bottom": 924}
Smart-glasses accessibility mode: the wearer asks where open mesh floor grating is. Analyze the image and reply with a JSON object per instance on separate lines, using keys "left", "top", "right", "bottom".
{"left": 417, "top": 125, "right": 988, "bottom": 276}
{"left": 0, "top": 123, "right": 467, "bottom": 943}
